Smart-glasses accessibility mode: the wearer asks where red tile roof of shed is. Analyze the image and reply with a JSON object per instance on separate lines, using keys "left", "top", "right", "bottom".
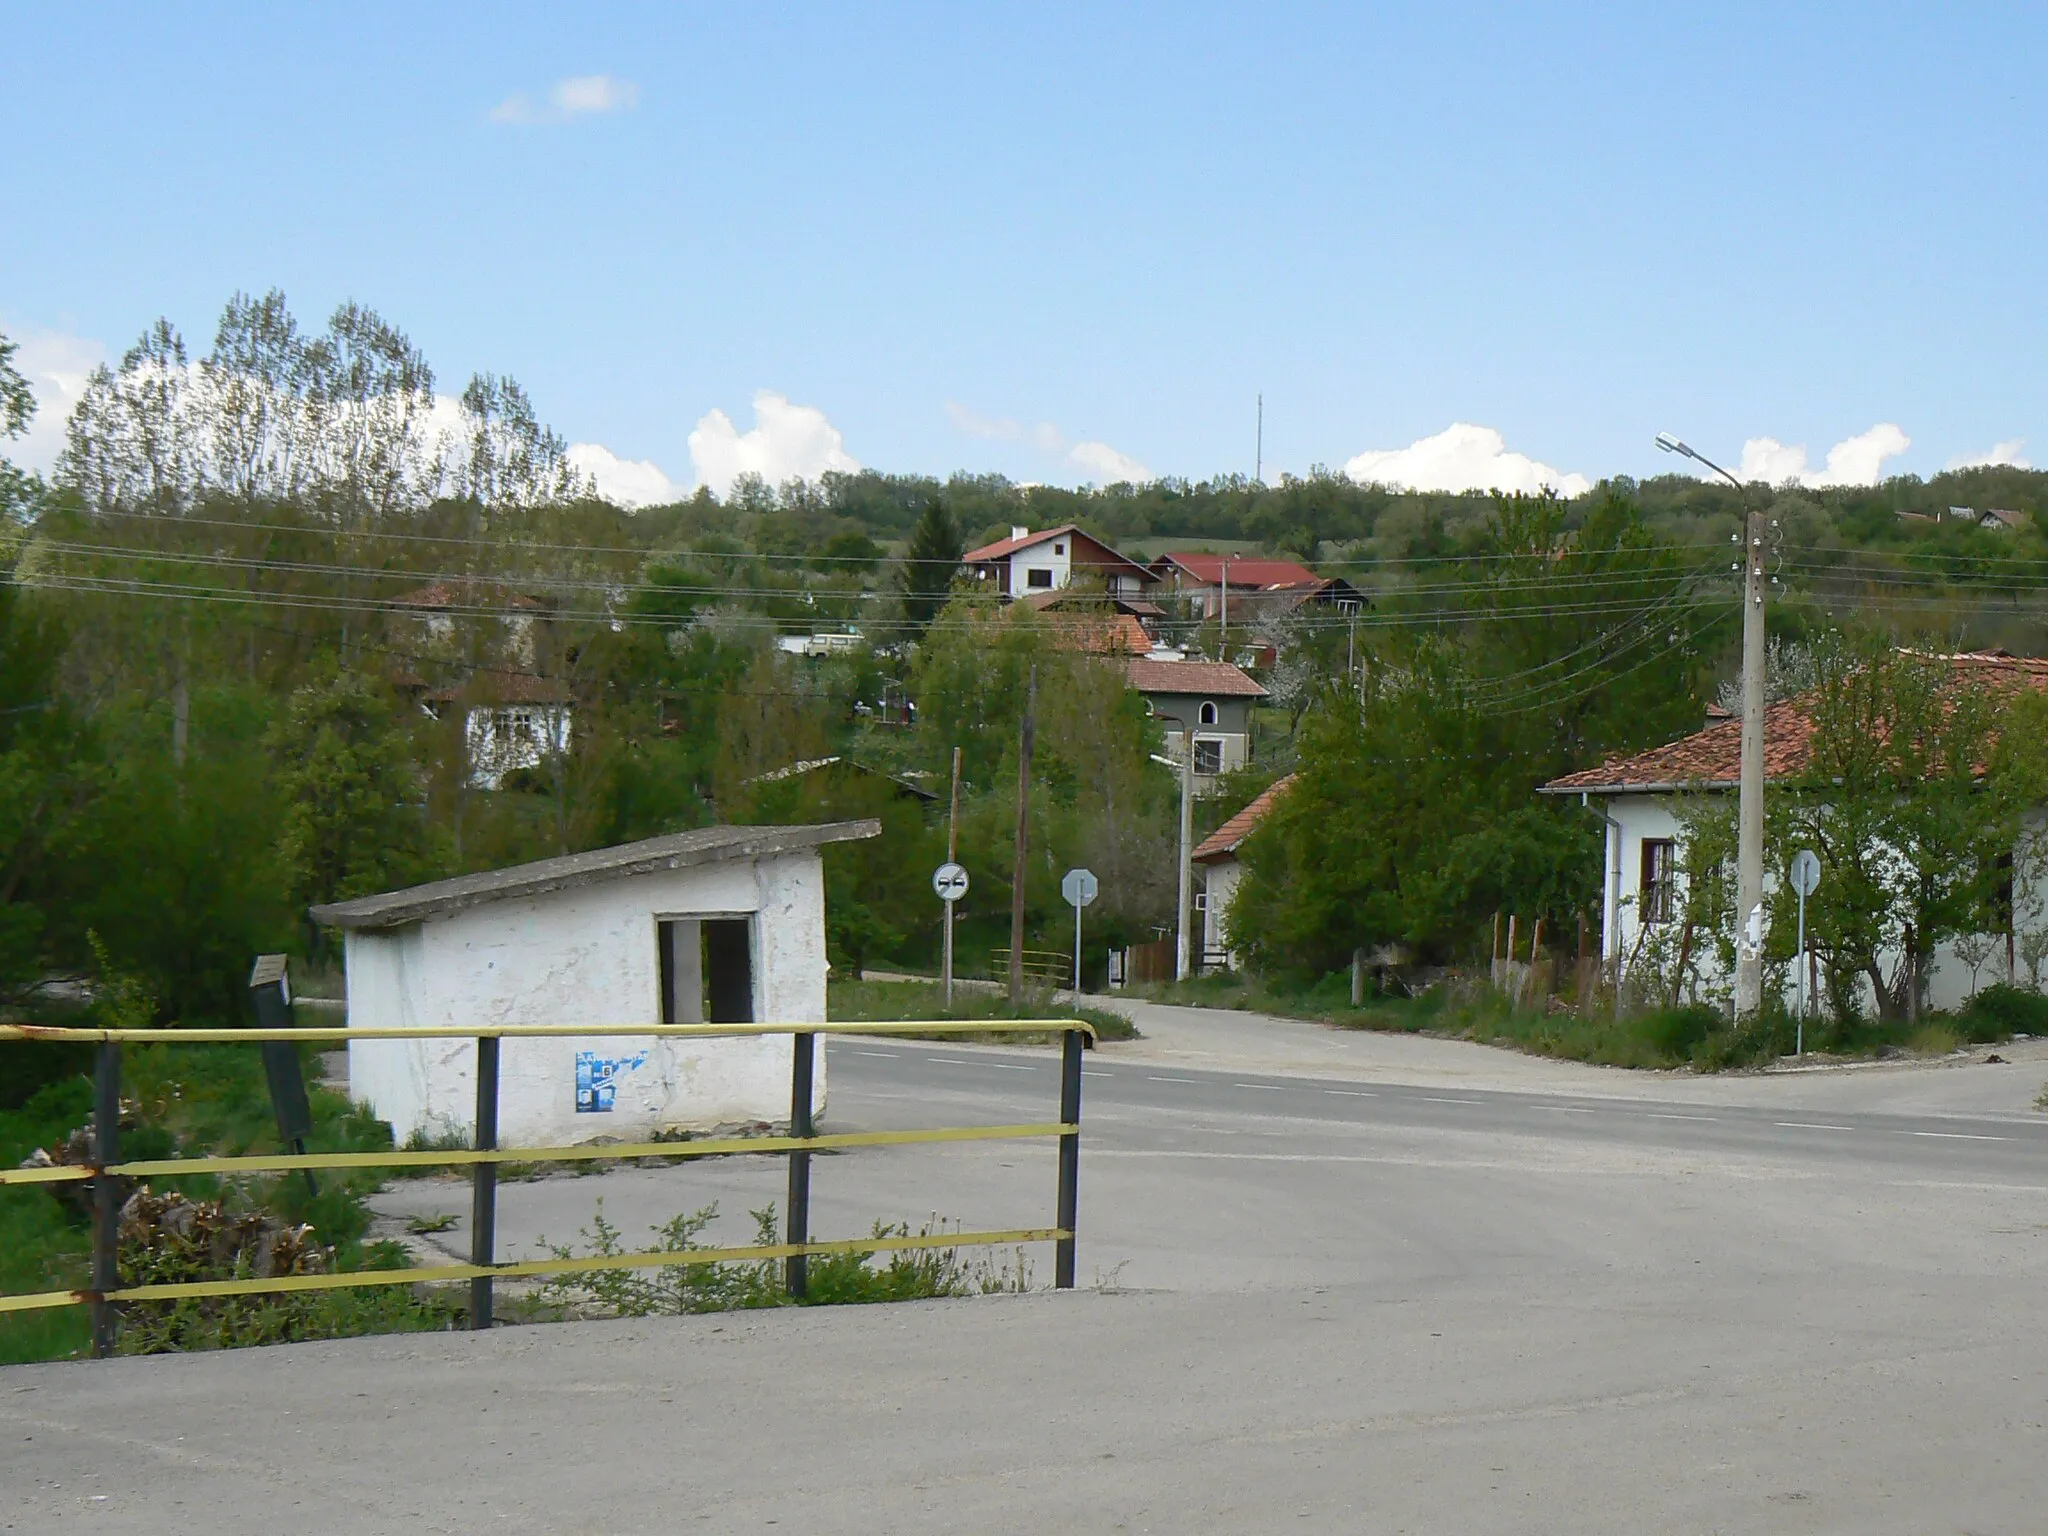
{"left": 1126, "top": 657, "right": 1269, "bottom": 698}
{"left": 1194, "top": 774, "right": 1296, "bottom": 862}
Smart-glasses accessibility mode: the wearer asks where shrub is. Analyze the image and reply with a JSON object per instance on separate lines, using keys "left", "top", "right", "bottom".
{"left": 1958, "top": 983, "right": 2048, "bottom": 1044}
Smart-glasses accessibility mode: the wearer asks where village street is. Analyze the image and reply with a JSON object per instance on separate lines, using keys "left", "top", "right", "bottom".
{"left": 9, "top": 1004, "right": 2048, "bottom": 1533}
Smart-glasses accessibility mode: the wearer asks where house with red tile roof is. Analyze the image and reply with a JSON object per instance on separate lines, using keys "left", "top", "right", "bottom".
{"left": 1128, "top": 657, "right": 1268, "bottom": 792}
{"left": 1191, "top": 774, "right": 1294, "bottom": 967}
{"left": 961, "top": 525, "right": 1157, "bottom": 600}
{"left": 1148, "top": 553, "right": 1366, "bottom": 624}
{"left": 1539, "top": 651, "right": 2048, "bottom": 1007}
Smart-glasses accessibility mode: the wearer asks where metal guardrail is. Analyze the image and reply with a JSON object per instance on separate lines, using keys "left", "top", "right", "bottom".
{"left": 0, "top": 1018, "right": 1094, "bottom": 1356}
{"left": 987, "top": 948, "right": 1071, "bottom": 984}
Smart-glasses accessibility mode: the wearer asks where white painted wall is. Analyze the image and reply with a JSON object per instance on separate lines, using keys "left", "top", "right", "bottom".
{"left": 1201, "top": 858, "right": 1246, "bottom": 967}
{"left": 345, "top": 851, "right": 828, "bottom": 1147}
{"left": 1007, "top": 537, "right": 1073, "bottom": 595}
{"left": 1598, "top": 793, "right": 2046, "bottom": 1013}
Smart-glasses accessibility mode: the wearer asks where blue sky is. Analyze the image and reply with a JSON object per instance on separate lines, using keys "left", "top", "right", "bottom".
{"left": 3, "top": 3, "right": 2043, "bottom": 501}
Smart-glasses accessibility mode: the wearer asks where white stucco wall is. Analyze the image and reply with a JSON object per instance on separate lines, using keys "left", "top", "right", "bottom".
{"left": 1201, "top": 858, "right": 1245, "bottom": 967}
{"left": 1007, "top": 538, "right": 1073, "bottom": 595}
{"left": 1599, "top": 793, "right": 2045, "bottom": 1013}
{"left": 345, "top": 850, "right": 828, "bottom": 1147}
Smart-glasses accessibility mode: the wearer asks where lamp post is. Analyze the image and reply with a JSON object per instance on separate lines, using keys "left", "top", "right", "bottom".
{"left": 1150, "top": 712, "right": 1197, "bottom": 982}
{"left": 1656, "top": 432, "right": 1767, "bottom": 1019}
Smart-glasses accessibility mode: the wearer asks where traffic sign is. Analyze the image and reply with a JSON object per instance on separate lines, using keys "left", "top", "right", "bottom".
{"left": 1061, "top": 868, "right": 1099, "bottom": 908}
{"left": 1789, "top": 848, "right": 1821, "bottom": 897}
{"left": 932, "top": 862, "right": 969, "bottom": 903}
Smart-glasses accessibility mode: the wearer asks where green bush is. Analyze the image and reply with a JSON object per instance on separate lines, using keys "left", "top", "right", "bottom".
{"left": 1958, "top": 983, "right": 2048, "bottom": 1044}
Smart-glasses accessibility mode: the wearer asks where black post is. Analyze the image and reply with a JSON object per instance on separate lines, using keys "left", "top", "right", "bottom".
{"left": 786, "top": 1030, "right": 815, "bottom": 1299}
{"left": 469, "top": 1034, "right": 500, "bottom": 1330}
{"left": 91, "top": 1039, "right": 121, "bottom": 1358}
{"left": 1055, "top": 1027, "right": 1083, "bottom": 1289}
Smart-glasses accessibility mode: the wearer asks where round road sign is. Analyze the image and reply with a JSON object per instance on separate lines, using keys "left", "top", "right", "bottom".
{"left": 932, "top": 862, "right": 969, "bottom": 902}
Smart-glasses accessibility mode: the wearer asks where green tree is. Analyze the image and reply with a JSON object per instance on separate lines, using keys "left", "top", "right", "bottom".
{"left": 269, "top": 671, "right": 437, "bottom": 919}
{"left": 899, "top": 498, "right": 963, "bottom": 632}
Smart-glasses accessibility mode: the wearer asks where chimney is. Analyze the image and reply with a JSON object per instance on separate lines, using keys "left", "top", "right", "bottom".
{"left": 1010, "top": 525, "right": 1030, "bottom": 543}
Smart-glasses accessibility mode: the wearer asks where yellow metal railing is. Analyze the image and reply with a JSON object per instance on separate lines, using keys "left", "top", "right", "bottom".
{"left": 0, "top": 1018, "right": 1094, "bottom": 1349}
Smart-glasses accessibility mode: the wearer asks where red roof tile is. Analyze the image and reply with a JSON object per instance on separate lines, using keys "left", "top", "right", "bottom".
{"left": 1126, "top": 658, "right": 1269, "bottom": 698}
{"left": 1543, "top": 652, "right": 2048, "bottom": 793}
{"left": 1193, "top": 774, "right": 1296, "bottom": 862}
{"left": 1154, "top": 553, "right": 1322, "bottom": 588}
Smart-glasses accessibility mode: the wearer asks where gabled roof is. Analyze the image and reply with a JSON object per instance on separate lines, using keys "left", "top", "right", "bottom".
{"left": 311, "top": 821, "right": 881, "bottom": 930}
{"left": 1541, "top": 652, "right": 2048, "bottom": 795}
{"left": 1126, "top": 657, "right": 1269, "bottom": 699}
{"left": 745, "top": 756, "right": 939, "bottom": 802}
{"left": 1152, "top": 553, "right": 1321, "bottom": 588}
{"left": 960, "top": 525, "right": 1155, "bottom": 581}
{"left": 1193, "top": 774, "right": 1295, "bottom": 863}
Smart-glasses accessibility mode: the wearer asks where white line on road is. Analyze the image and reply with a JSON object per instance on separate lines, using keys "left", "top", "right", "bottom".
{"left": 1147, "top": 1076, "right": 1201, "bottom": 1084}
{"left": 1233, "top": 1082, "right": 1288, "bottom": 1091}
{"left": 1420, "top": 1097, "right": 1482, "bottom": 1105}
{"left": 1908, "top": 1130, "right": 2009, "bottom": 1141}
{"left": 1775, "top": 1122, "right": 1857, "bottom": 1132}
{"left": 984, "top": 1063, "right": 1038, "bottom": 1072}
{"left": 1535, "top": 1106, "right": 1596, "bottom": 1114}
{"left": 1644, "top": 1113, "right": 1718, "bottom": 1122}
{"left": 1083, "top": 1070, "right": 1113, "bottom": 1078}
{"left": 853, "top": 1051, "right": 899, "bottom": 1058}
{"left": 1324, "top": 1089, "right": 1376, "bottom": 1098}
{"left": 928, "top": 1057, "right": 967, "bottom": 1065}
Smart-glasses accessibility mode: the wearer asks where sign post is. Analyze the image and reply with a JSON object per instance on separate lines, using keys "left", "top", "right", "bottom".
{"left": 933, "top": 861, "right": 969, "bottom": 1006}
{"left": 1061, "top": 868, "right": 1099, "bottom": 993}
{"left": 1789, "top": 848, "right": 1822, "bottom": 1055}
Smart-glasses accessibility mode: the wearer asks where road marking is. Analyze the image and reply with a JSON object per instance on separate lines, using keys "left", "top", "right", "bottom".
{"left": 1323, "top": 1089, "right": 1376, "bottom": 1097}
{"left": 1233, "top": 1082, "right": 1287, "bottom": 1091}
{"left": 1774, "top": 1121, "right": 1856, "bottom": 1132}
{"left": 984, "top": 1063, "right": 1038, "bottom": 1072}
{"left": 1147, "top": 1076, "right": 1201, "bottom": 1084}
{"left": 853, "top": 1051, "right": 899, "bottom": 1058}
{"left": 1083, "top": 1070, "right": 1113, "bottom": 1078}
{"left": 1644, "top": 1113, "right": 1718, "bottom": 1122}
{"left": 1908, "top": 1130, "right": 2009, "bottom": 1141}
{"left": 1420, "top": 1096, "right": 1482, "bottom": 1105}
{"left": 928, "top": 1057, "right": 967, "bottom": 1065}
{"left": 1535, "top": 1105, "right": 1596, "bottom": 1114}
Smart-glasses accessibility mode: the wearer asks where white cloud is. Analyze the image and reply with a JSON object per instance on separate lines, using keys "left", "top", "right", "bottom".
{"left": 4, "top": 328, "right": 106, "bottom": 474}
{"left": 566, "top": 442, "right": 682, "bottom": 507}
{"left": 1947, "top": 438, "right": 2031, "bottom": 471}
{"left": 1343, "top": 422, "right": 1590, "bottom": 497}
{"left": 1735, "top": 423, "right": 1910, "bottom": 487}
{"left": 687, "top": 390, "right": 859, "bottom": 497}
{"left": 1068, "top": 440, "right": 1150, "bottom": 484}
{"left": 943, "top": 399, "right": 1149, "bottom": 484}
{"left": 490, "top": 74, "right": 639, "bottom": 124}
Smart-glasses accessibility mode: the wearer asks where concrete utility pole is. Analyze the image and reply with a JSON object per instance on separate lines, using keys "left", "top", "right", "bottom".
{"left": 1177, "top": 722, "right": 1194, "bottom": 981}
{"left": 1657, "top": 433, "right": 1767, "bottom": 1017}
{"left": 1009, "top": 669, "right": 1035, "bottom": 1007}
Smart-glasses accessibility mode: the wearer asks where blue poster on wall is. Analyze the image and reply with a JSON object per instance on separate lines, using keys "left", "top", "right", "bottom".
{"left": 575, "top": 1050, "right": 649, "bottom": 1113}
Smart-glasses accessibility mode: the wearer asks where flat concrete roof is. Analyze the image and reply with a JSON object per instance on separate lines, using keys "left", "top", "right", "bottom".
{"left": 310, "top": 820, "right": 880, "bottom": 932}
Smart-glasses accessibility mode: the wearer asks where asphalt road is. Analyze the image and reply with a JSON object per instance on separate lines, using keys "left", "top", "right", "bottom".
{"left": 9, "top": 1026, "right": 2048, "bottom": 1533}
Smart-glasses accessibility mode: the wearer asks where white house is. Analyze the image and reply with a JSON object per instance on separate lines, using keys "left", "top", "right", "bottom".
{"left": 1191, "top": 774, "right": 1294, "bottom": 968}
{"left": 961, "top": 525, "right": 1157, "bottom": 600}
{"left": 311, "top": 821, "right": 879, "bottom": 1148}
{"left": 1541, "top": 655, "right": 2048, "bottom": 1011}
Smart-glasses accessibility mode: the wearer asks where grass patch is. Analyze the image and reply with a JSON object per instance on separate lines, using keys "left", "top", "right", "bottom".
{"left": 534, "top": 1197, "right": 1030, "bottom": 1318}
{"left": 1130, "top": 967, "right": 2031, "bottom": 1073}
{"left": 828, "top": 978, "right": 1138, "bottom": 1044}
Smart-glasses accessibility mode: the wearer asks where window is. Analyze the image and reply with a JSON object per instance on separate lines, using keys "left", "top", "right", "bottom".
{"left": 1639, "top": 839, "right": 1676, "bottom": 924}
{"left": 1026, "top": 568, "right": 1055, "bottom": 589}
{"left": 658, "top": 917, "right": 755, "bottom": 1026}
{"left": 1193, "top": 737, "right": 1224, "bottom": 775}
{"left": 1193, "top": 891, "right": 1209, "bottom": 913}
{"left": 1198, "top": 700, "right": 1218, "bottom": 725}
{"left": 1054, "top": 542, "right": 1065, "bottom": 555}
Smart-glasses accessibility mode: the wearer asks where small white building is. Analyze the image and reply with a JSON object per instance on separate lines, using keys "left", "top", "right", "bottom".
{"left": 311, "top": 821, "right": 879, "bottom": 1148}
{"left": 1542, "top": 665, "right": 2048, "bottom": 1012}
{"left": 1190, "top": 775, "right": 1294, "bottom": 969}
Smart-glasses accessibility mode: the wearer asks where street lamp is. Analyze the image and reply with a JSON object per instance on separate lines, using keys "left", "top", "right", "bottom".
{"left": 1657, "top": 431, "right": 1767, "bottom": 1019}
{"left": 1150, "top": 711, "right": 1198, "bottom": 982}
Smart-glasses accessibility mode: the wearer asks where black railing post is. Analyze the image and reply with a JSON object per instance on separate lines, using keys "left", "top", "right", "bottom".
{"left": 1055, "top": 1026, "right": 1083, "bottom": 1289}
{"left": 91, "top": 1038, "right": 121, "bottom": 1358}
{"left": 786, "top": 1030, "right": 815, "bottom": 1299}
{"left": 470, "top": 1033, "right": 500, "bottom": 1330}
